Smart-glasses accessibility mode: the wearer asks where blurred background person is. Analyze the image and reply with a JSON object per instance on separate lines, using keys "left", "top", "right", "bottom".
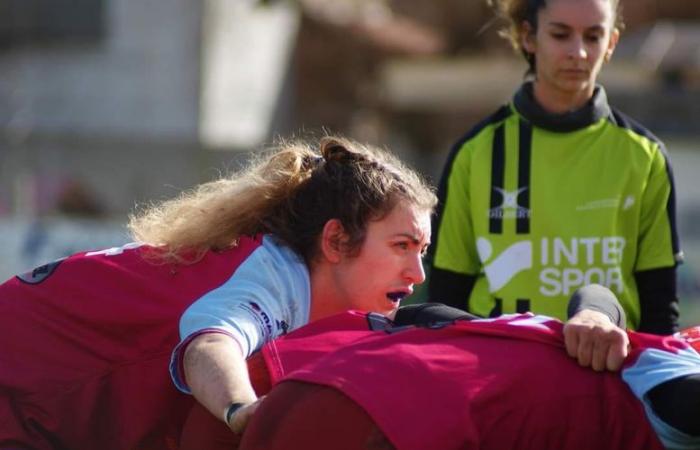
{"left": 427, "top": 0, "right": 682, "bottom": 334}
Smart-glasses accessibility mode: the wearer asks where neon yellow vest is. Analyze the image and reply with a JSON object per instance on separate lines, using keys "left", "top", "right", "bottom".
{"left": 433, "top": 85, "right": 681, "bottom": 328}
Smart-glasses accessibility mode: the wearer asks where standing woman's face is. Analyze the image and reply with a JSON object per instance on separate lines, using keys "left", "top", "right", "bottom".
{"left": 522, "top": 0, "right": 619, "bottom": 108}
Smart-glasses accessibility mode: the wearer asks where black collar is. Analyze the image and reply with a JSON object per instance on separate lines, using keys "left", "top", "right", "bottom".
{"left": 513, "top": 82, "right": 611, "bottom": 132}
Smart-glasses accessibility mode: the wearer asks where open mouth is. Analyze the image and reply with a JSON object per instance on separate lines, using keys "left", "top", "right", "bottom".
{"left": 387, "top": 292, "right": 407, "bottom": 303}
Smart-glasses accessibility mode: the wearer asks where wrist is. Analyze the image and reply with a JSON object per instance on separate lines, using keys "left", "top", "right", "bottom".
{"left": 571, "top": 308, "right": 615, "bottom": 326}
{"left": 224, "top": 402, "right": 247, "bottom": 425}
{"left": 568, "top": 284, "right": 626, "bottom": 328}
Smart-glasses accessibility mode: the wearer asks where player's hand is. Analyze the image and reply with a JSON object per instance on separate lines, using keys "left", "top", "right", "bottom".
{"left": 227, "top": 397, "right": 266, "bottom": 435}
{"left": 563, "top": 309, "right": 629, "bottom": 372}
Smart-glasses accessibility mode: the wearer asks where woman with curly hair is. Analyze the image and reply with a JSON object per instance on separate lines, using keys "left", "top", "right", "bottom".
{"left": 0, "top": 136, "right": 436, "bottom": 449}
{"left": 159, "top": 136, "right": 436, "bottom": 438}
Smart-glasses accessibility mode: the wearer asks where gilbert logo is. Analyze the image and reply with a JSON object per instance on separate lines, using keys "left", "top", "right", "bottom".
{"left": 489, "top": 187, "right": 530, "bottom": 219}
{"left": 477, "top": 237, "right": 532, "bottom": 292}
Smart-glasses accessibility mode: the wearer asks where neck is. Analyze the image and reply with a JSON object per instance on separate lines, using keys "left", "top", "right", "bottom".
{"left": 308, "top": 264, "right": 340, "bottom": 322}
{"left": 532, "top": 81, "right": 595, "bottom": 114}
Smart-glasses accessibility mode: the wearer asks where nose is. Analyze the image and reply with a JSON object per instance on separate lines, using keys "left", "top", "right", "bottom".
{"left": 404, "top": 253, "right": 426, "bottom": 285}
{"left": 568, "top": 37, "right": 587, "bottom": 59}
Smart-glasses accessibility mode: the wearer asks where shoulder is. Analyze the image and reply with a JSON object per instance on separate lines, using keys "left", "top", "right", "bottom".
{"left": 178, "top": 236, "right": 311, "bottom": 353}
{"left": 228, "top": 235, "right": 311, "bottom": 324}
{"left": 439, "top": 104, "right": 512, "bottom": 182}
{"left": 222, "top": 236, "right": 309, "bottom": 296}
{"left": 606, "top": 108, "right": 668, "bottom": 155}
{"left": 451, "top": 105, "right": 513, "bottom": 154}
{"left": 258, "top": 236, "right": 307, "bottom": 273}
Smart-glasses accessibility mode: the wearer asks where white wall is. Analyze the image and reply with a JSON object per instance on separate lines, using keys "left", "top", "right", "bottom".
{"left": 0, "top": 0, "right": 202, "bottom": 140}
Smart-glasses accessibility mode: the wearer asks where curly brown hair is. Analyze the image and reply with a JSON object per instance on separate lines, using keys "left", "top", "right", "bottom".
{"left": 128, "top": 136, "right": 437, "bottom": 264}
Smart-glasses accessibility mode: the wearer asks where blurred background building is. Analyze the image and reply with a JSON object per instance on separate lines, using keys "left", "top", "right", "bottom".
{"left": 0, "top": 0, "right": 699, "bottom": 323}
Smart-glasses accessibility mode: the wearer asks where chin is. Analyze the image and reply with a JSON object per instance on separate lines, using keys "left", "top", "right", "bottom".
{"left": 561, "top": 79, "right": 593, "bottom": 93}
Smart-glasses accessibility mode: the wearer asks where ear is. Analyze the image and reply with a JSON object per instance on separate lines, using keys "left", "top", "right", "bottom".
{"left": 319, "top": 219, "right": 347, "bottom": 264}
{"left": 520, "top": 21, "right": 536, "bottom": 55}
{"left": 604, "top": 27, "right": 620, "bottom": 62}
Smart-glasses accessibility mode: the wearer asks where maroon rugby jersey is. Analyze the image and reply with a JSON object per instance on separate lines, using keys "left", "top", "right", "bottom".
{"left": 0, "top": 237, "right": 261, "bottom": 450}
{"left": 264, "top": 313, "right": 664, "bottom": 450}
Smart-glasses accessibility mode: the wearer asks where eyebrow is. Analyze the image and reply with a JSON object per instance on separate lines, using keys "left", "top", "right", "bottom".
{"left": 548, "top": 22, "right": 607, "bottom": 33}
{"left": 395, "top": 233, "right": 429, "bottom": 246}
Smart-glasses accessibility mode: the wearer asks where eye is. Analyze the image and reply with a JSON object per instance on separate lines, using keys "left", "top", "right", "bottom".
{"left": 585, "top": 33, "right": 603, "bottom": 43}
{"left": 550, "top": 32, "right": 568, "bottom": 40}
{"left": 395, "top": 242, "right": 410, "bottom": 251}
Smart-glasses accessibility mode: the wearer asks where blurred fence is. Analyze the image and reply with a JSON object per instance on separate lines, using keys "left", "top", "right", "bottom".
{"left": 0, "top": 217, "right": 129, "bottom": 281}
{"left": 1, "top": 143, "right": 699, "bottom": 327}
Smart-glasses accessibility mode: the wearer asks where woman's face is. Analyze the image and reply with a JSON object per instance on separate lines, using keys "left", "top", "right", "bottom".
{"left": 524, "top": 0, "right": 619, "bottom": 107}
{"left": 319, "top": 201, "right": 431, "bottom": 319}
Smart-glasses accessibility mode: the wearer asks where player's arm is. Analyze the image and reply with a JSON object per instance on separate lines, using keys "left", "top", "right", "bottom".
{"left": 183, "top": 333, "right": 262, "bottom": 433}
{"left": 564, "top": 284, "right": 629, "bottom": 372}
{"left": 647, "top": 374, "right": 700, "bottom": 437}
{"left": 635, "top": 146, "right": 681, "bottom": 335}
{"left": 567, "top": 283, "right": 627, "bottom": 328}
{"left": 636, "top": 267, "right": 679, "bottom": 335}
{"left": 428, "top": 270, "right": 477, "bottom": 310}
{"left": 394, "top": 302, "right": 479, "bottom": 326}
{"left": 428, "top": 141, "right": 480, "bottom": 311}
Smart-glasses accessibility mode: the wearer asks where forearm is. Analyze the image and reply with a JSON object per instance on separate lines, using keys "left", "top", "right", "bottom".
{"left": 394, "top": 303, "right": 478, "bottom": 326}
{"left": 636, "top": 267, "right": 679, "bottom": 335}
{"left": 648, "top": 374, "right": 700, "bottom": 436}
{"left": 567, "top": 284, "right": 626, "bottom": 328}
{"left": 427, "top": 266, "right": 476, "bottom": 311}
{"left": 183, "top": 333, "right": 258, "bottom": 422}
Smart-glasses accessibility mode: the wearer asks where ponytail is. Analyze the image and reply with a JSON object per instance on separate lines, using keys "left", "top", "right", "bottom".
{"left": 129, "top": 136, "right": 436, "bottom": 264}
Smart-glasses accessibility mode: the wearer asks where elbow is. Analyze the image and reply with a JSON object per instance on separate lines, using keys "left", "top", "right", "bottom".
{"left": 182, "top": 332, "right": 245, "bottom": 388}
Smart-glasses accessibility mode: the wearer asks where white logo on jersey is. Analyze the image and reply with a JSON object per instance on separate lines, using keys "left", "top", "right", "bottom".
{"left": 576, "top": 198, "right": 619, "bottom": 211}
{"left": 477, "top": 238, "right": 532, "bottom": 292}
{"left": 622, "top": 195, "right": 635, "bottom": 211}
{"left": 538, "top": 237, "right": 626, "bottom": 296}
{"left": 488, "top": 187, "right": 530, "bottom": 219}
{"left": 476, "top": 236, "right": 626, "bottom": 297}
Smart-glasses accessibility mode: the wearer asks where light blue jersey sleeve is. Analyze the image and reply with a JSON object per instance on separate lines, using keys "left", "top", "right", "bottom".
{"left": 622, "top": 345, "right": 700, "bottom": 450}
{"left": 170, "top": 235, "right": 311, "bottom": 392}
